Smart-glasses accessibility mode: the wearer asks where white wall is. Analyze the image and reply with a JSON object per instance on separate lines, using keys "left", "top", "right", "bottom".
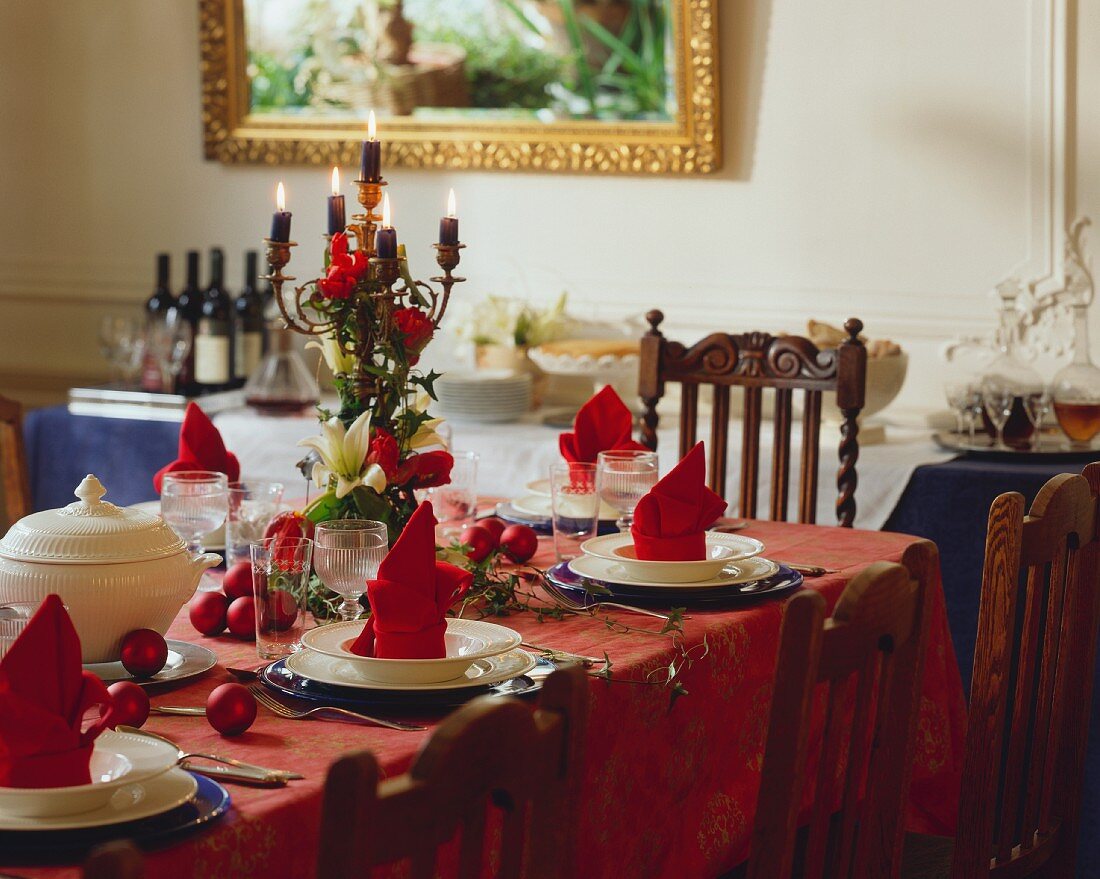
{"left": 0, "top": 0, "right": 1096, "bottom": 417}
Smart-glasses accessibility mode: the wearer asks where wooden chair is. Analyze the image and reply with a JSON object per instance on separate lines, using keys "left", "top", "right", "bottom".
{"left": 902, "top": 466, "right": 1100, "bottom": 879}
{"left": 747, "top": 540, "right": 937, "bottom": 879}
{"left": 0, "top": 393, "right": 31, "bottom": 527}
{"left": 316, "top": 664, "right": 588, "bottom": 879}
{"left": 637, "top": 311, "right": 867, "bottom": 526}
{"left": 84, "top": 840, "right": 143, "bottom": 879}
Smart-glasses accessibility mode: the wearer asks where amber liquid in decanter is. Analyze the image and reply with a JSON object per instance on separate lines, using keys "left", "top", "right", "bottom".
{"left": 1054, "top": 402, "right": 1100, "bottom": 444}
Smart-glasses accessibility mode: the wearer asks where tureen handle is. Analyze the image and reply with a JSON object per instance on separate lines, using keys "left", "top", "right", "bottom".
{"left": 74, "top": 474, "right": 108, "bottom": 509}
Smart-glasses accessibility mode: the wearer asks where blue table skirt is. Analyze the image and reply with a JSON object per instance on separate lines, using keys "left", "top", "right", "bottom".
{"left": 885, "top": 457, "right": 1100, "bottom": 877}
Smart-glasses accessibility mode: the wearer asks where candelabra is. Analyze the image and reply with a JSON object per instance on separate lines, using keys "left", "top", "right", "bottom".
{"left": 260, "top": 174, "right": 465, "bottom": 405}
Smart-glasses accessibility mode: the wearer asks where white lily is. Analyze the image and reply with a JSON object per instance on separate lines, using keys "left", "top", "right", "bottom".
{"left": 408, "top": 390, "right": 448, "bottom": 449}
{"left": 297, "top": 410, "right": 386, "bottom": 499}
{"left": 306, "top": 331, "right": 357, "bottom": 376}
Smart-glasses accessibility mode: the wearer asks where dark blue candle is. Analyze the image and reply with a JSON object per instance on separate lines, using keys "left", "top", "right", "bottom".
{"left": 327, "top": 167, "right": 346, "bottom": 236}
{"left": 438, "top": 187, "right": 459, "bottom": 245}
{"left": 375, "top": 193, "right": 397, "bottom": 258}
{"left": 270, "top": 182, "right": 292, "bottom": 242}
{"left": 359, "top": 110, "right": 381, "bottom": 183}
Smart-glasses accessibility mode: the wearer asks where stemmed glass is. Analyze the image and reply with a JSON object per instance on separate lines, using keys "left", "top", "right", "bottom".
{"left": 944, "top": 382, "right": 972, "bottom": 437}
{"left": 596, "top": 449, "right": 659, "bottom": 533}
{"left": 1023, "top": 387, "right": 1053, "bottom": 451}
{"left": 160, "top": 471, "right": 229, "bottom": 591}
{"left": 425, "top": 451, "right": 478, "bottom": 534}
{"left": 981, "top": 380, "right": 1015, "bottom": 451}
{"left": 146, "top": 312, "right": 193, "bottom": 393}
{"left": 313, "top": 520, "right": 389, "bottom": 622}
{"left": 99, "top": 315, "right": 144, "bottom": 386}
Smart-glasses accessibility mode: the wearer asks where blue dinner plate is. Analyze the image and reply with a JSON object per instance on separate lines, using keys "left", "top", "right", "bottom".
{"left": 545, "top": 561, "right": 803, "bottom": 608}
{"left": 0, "top": 773, "right": 230, "bottom": 861}
{"left": 493, "top": 502, "right": 619, "bottom": 536}
{"left": 259, "top": 654, "right": 556, "bottom": 711}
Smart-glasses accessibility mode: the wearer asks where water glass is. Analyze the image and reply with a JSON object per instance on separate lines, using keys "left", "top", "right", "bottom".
{"left": 982, "top": 380, "right": 1015, "bottom": 450}
{"left": 313, "top": 520, "right": 389, "bottom": 622}
{"left": 250, "top": 536, "right": 314, "bottom": 659}
{"left": 226, "top": 481, "right": 285, "bottom": 568}
{"left": 944, "top": 381, "right": 972, "bottom": 436}
{"left": 0, "top": 602, "right": 40, "bottom": 660}
{"left": 549, "top": 463, "right": 599, "bottom": 562}
{"left": 426, "top": 450, "right": 478, "bottom": 533}
{"left": 596, "top": 449, "right": 659, "bottom": 532}
{"left": 161, "top": 471, "right": 228, "bottom": 590}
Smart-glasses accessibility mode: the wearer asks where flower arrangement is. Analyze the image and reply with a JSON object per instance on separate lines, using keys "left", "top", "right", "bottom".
{"left": 454, "top": 292, "right": 569, "bottom": 348}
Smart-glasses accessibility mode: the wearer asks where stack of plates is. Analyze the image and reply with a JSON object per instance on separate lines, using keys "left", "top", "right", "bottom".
{"left": 266, "top": 618, "right": 542, "bottom": 708}
{"left": 0, "top": 729, "right": 230, "bottom": 855}
{"left": 435, "top": 371, "right": 532, "bottom": 423}
{"left": 545, "top": 531, "right": 803, "bottom": 607}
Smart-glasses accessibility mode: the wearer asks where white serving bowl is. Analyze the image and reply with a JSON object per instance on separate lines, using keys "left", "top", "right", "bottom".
{"left": 581, "top": 531, "right": 766, "bottom": 584}
{"left": 0, "top": 475, "right": 221, "bottom": 663}
{"left": 0, "top": 750, "right": 132, "bottom": 819}
{"left": 301, "top": 618, "right": 523, "bottom": 685}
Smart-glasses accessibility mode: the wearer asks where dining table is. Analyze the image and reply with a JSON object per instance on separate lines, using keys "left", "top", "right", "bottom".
{"left": 1, "top": 517, "right": 967, "bottom": 879}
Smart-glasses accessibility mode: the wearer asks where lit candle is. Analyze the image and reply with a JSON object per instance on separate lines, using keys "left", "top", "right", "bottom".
{"left": 439, "top": 188, "right": 459, "bottom": 246}
{"left": 375, "top": 193, "right": 397, "bottom": 259}
{"left": 270, "top": 182, "right": 292, "bottom": 243}
{"left": 359, "top": 110, "right": 381, "bottom": 183}
{"left": 327, "top": 167, "right": 346, "bottom": 236}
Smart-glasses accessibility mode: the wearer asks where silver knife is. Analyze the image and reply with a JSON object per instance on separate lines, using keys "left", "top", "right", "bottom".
{"left": 180, "top": 760, "right": 288, "bottom": 786}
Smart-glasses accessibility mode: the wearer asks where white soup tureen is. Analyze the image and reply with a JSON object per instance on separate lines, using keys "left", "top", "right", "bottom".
{"left": 0, "top": 475, "right": 221, "bottom": 663}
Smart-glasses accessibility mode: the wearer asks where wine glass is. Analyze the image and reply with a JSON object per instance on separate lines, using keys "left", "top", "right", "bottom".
{"left": 99, "top": 315, "right": 143, "bottom": 386}
{"left": 1023, "top": 387, "right": 1053, "bottom": 451}
{"left": 313, "top": 520, "right": 389, "bottom": 622}
{"left": 596, "top": 449, "right": 659, "bottom": 533}
{"left": 981, "top": 380, "right": 1014, "bottom": 451}
{"left": 147, "top": 312, "right": 193, "bottom": 392}
{"left": 160, "top": 471, "right": 229, "bottom": 591}
{"left": 944, "top": 382, "right": 972, "bottom": 437}
{"left": 425, "top": 451, "right": 478, "bottom": 534}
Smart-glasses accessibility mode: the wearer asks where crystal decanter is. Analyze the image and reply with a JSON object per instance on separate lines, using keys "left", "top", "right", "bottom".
{"left": 1052, "top": 302, "right": 1100, "bottom": 445}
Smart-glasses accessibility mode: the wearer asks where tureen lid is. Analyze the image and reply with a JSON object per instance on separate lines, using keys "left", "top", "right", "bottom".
{"left": 0, "top": 475, "right": 187, "bottom": 565}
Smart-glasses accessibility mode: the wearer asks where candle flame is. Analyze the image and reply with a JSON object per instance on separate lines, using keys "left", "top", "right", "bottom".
{"left": 368, "top": 110, "right": 377, "bottom": 141}
{"left": 331, "top": 166, "right": 340, "bottom": 196}
{"left": 276, "top": 181, "right": 285, "bottom": 212}
{"left": 382, "top": 192, "right": 392, "bottom": 227}
{"left": 447, "top": 188, "right": 456, "bottom": 218}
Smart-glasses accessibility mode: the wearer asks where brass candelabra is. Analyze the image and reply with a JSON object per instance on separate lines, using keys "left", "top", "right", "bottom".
{"left": 259, "top": 175, "right": 465, "bottom": 404}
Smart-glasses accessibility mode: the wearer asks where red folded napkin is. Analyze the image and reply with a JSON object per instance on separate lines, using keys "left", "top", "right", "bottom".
{"left": 630, "top": 442, "right": 726, "bottom": 561}
{"left": 153, "top": 402, "right": 241, "bottom": 493}
{"left": 349, "top": 502, "right": 473, "bottom": 660}
{"left": 559, "top": 385, "right": 648, "bottom": 464}
{"left": 0, "top": 595, "right": 113, "bottom": 788}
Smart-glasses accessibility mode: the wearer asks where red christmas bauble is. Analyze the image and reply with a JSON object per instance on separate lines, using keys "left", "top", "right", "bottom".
{"left": 500, "top": 524, "right": 539, "bottom": 564}
{"left": 226, "top": 596, "right": 257, "bottom": 640}
{"left": 459, "top": 525, "right": 495, "bottom": 563}
{"left": 107, "top": 680, "right": 149, "bottom": 728}
{"left": 206, "top": 683, "right": 257, "bottom": 736}
{"left": 269, "top": 590, "right": 299, "bottom": 632}
{"left": 119, "top": 629, "right": 168, "bottom": 678}
{"left": 478, "top": 517, "right": 506, "bottom": 545}
{"left": 223, "top": 562, "right": 254, "bottom": 601}
{"left": 189, "top": 591, "right": 228, "bottom": 636}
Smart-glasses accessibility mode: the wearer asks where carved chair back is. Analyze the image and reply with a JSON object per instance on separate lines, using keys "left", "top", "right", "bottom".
{"left": 951, "top": 467, "right": 1100, "bottom": 878}
{"left": 748, "top": 540, "right": 937, "bottom": 879}
{"left": 637, "top": 311, "right": 866, "bottom": 526}
{"left": 316, "top": 665, "right": 587, "bottom": 879}
{"left": 0, "top": 393, "right": 31, "bottom": 527}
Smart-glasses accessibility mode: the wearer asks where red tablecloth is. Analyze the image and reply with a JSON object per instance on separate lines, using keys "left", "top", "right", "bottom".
{"left": 6, "top": 521, "right": 966, "bottom": 879}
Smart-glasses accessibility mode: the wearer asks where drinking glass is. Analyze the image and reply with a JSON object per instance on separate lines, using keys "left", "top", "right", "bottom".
{"left": 549, "top": 462, "right": 600, "bottom": 562}
{"left": 981, "top": 380, "right": 1014, "bottom": 450}
{"left": 425, "top": 450, "right": 478, "bottom": 534}
{"left": 944, "top": 382, "right": 972, "bottom": 436}
{"left": 99, "top": 315, "right": 144, "bottom": 386}
{"left": 1023, "top": 387, "right": 1053, "bottom": 451}
{"left": 0, "top": 601, "right": 40, "bottom": 660}
{"left": 160, "top": 471, "right": 228, "bottom": 591}
{"left": 147, "top": 312, "right": 193, "bottom": 392}
{"left": 313, "top": 520, "right": 389, "bottom": 621}
{"left": 596, "top": 449, "right": 659, "bottom": 532}
{"left": 250, "top": 536, "right": 314, "bottom": 659}
{"left": 226, "top": 481, "right": 284, "bottom": 568}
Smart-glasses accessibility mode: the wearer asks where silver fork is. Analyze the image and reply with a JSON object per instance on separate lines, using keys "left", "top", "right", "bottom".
{"left": 541, "top": 578, "right": 682, "bottom": 622}
{"left": 248, "top": 685, "right": 425, "bottom": 732}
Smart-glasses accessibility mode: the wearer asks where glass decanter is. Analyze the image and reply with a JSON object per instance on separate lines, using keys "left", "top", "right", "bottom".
{"left": 243, "top": 325, "right": 320, "bottom": 416}
{"left": 1052, "top": 302, "right": 1100, "bottom": 446}
{"left": 979, "top": 295, "right": 1044, "bottom": 450}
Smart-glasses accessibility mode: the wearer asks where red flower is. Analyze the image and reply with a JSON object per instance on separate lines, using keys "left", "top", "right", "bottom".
{"left": 393, "top": 308, "right": 434, "bottom": 356}
{"left": 408, "top": 450, "right": 453, "bottom": 489}
{"left": 366, "top": 429, "right": 400, "bottom": 481}
{"left": 318, "top": 265, "right": 355, "bottom": 300}
{"left": 319, "top": 234, "right": 369, "bottom": 299}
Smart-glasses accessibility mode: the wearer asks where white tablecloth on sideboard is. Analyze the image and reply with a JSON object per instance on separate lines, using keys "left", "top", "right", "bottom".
{"left": 212, "top": 409, "right": 954, "bottom": 531}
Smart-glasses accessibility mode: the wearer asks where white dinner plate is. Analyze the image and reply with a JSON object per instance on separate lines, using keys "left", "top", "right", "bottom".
{"left": 525, "top": 479, "right": 552, "bottom": 497}
{"left": 511, "top": 494, "right": 619, "bottom": 521}
{"left": 129, "top": 500, "right": 225, "bottom": 551}
{"left": 567, "top": 553, "right": 781, "bottom": 589}
{"left": 287, "top": 647, "right": 537, "bottom": 692}
{"left": 300, "top": 618, "right": 522, "bottom": 685}
{"left": 0, "top": 768, "right": 198, "bottom": 831}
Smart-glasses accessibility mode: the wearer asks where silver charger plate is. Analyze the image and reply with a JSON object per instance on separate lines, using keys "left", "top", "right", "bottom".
{"left": 85, "top": 640, "right": 217, "bottom": 686}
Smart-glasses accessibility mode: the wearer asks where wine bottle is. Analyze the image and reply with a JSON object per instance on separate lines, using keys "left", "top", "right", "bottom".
{"left": 233, "top": 250, "right": 265, "bottom": 387}
{"left": 173, "top": 250, "right": 204, "bottom": 394}
{"left": 194, "top": 248, "right": 234, "bottom": 392}
{"left": 141, "top": 253, "right": 176, "bottom": 391}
